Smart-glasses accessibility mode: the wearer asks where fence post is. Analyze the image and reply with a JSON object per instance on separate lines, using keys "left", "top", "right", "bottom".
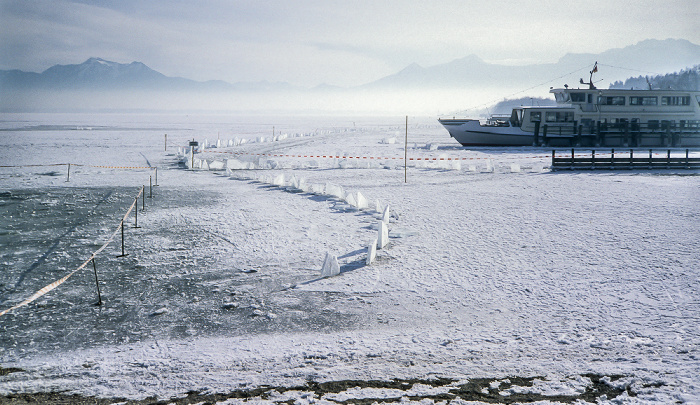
{"left": 133, "top": 197, "right": 141, "bottom": 228}
{"left": 551, "top": 149, "right": 555, "bottom": 168}
{"left": 629, "top": 149, "right": 634, "bottom": 169}
{"left": 66, "top": 163, "right": 71, "bottom": 182}
{"left": 591, "top": 150, "right": 596, "bottom": 169}
{"left": 610, "top": 148, "right": 615, "bottom": 169}
{"left": 142, "top": 185, "right": 145, "bottom": 211}
{"left": 154, "top": 167, "right": 159, "bottom": 186}
{"left": 149, "top": 176, "right": 153, "bottom": 198}
{"left": 686, "top": 149, "right": 690, "bottom": 169}
{"left": 117, "top": 222, "right": 128, "bottom": 258}
{"left": 164, "top": 134, "right": 167, "bottom": 152}
{"left": 92, "top": 258, "right": 102, "bottom": 306}
{"left": 570, "top": 148, "right": 575, "bottom": 168}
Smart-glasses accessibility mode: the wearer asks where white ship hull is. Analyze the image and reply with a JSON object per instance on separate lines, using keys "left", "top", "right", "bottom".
{"left": 438, "top": 119, "right": 534, "bottom": 146}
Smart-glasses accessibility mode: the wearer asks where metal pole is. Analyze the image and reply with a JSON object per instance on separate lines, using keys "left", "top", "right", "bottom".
{"left": 133, "top": 198, "right": 140, "bottom": 228}
{"left": 142, "top": 185, "right": 145, "bottom": 211}
{"left": 149, "top": 176, "right": 153, "bottom": 198}
{"left": 92, "top": 258, "right": 102, "bottom": 306}
{"left": 154, "top": 167, "right": 158, "bottom": 186}
{"left": 404, "top": 115, "right": 408, "bottom": 183}
{"left": 164, "top": 134, "right": 167, "bottom": 152}
{"left": 66, "top": 163, "right": 71, "bottom": 182}
{"left": 117, "top": 222, "right": 128, "bottom": 257}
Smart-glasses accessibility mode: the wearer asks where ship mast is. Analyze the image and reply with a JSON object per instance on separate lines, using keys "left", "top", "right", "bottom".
{"left": 579, "top": 61, "right": 598, "bottom": 89}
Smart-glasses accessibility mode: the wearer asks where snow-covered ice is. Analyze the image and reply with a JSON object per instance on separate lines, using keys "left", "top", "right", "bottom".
{"left": 0, "top": 113, "right": 699, "bottom": 404}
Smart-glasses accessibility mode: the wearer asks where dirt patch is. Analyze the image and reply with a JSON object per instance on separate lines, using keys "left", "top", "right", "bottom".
{"left": 0, "top": 367, "right": 23, "bottom": 377}
{"left": 0, "top": 374, "right": 650, "bottom": 404}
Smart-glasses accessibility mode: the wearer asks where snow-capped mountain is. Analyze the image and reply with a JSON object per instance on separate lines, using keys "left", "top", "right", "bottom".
{"left": 1, "top": 57, "right": 248, "bottom": 91}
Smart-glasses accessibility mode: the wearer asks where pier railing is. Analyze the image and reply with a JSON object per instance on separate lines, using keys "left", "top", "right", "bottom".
{"left": 551, "top": 149, "right": 700, "bottom": 170}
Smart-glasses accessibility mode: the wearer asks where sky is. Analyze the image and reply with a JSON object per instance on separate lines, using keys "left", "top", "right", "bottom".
{"left": 1, "top": 0, "right": 699, "bottom": 88}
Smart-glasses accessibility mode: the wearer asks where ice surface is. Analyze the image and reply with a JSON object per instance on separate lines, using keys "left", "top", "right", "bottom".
{"left": 0, "top": 113, "right": 699, "bottom": 403}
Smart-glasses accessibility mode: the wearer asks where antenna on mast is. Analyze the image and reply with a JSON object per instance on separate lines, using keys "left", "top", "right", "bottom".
{"left": 579, "top": 61, "right": 598, "bottom": 89}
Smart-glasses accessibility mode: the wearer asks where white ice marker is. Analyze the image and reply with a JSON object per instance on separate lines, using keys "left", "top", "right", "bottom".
{"left": 377, "top": 221, "right": 389, "bottom": 249}
{"left": 320, "top": 252, "right": 340, "bottom": 277}
{"left": 367, "top": 238, "right": 377, "bottom": 265}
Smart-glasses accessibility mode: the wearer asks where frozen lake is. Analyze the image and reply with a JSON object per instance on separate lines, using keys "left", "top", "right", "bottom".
{"left": 1, "top": 113, "right": 699, "bottom": 404}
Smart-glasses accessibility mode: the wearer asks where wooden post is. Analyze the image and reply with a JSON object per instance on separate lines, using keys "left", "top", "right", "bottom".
{"left": 404, "top": 115, "right": 408, "bottom": 183}
{"left": 610, "top": 148, "right": 615, "bottom": 169}
{"left": 92, "top": 258, "right": 102, "bottom": 306}
{"left": 570, "top": 148, "right": 575, "bottom": 168}
{"left": 629, "top": 149, "right": 633, "bottom": 169}
{"left": 191, "top": 144, "right": 195, "bottom": 169}
{"left": 551, "top": 149, "right": 555, "bottom": 168}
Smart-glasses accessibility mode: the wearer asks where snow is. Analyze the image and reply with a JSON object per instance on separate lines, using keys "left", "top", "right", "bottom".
{"left": 0, "top": 112, "right": 699, "bottom": 404}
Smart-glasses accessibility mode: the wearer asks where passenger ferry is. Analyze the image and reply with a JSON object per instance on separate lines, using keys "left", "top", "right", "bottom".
{"left": 439, "top": 64, "right": 700, "bottom": 147}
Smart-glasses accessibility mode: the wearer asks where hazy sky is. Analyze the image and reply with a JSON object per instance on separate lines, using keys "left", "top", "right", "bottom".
{"left": 1, "top": 0, "right": 698, "bottom": 88}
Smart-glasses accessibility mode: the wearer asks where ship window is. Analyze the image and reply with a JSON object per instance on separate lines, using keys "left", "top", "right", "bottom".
{"left": 570, "top": 93, "right": 586, "bottom": 102}
{"left": 545, "top": 111, "right": 574, "bottom": 122}
{"left": 530, "top": 112, "right": 541, "bottom": 122}
{"left": 661, "top": 96, "right": 690, "bottom": 106}
{"left": 599, "top": 96, "right": 626, "bottom": 106}
{"left": 630, "top": 96, "right": 657, "bottom": 105}
{"left": 554, "top": 92, "right": 569, "bottom": 103}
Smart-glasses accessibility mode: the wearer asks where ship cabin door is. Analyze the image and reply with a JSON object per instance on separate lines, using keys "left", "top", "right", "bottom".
{"left": 583, "top": 93, "right": 597, "bottom": 112}
{"left": 510, "top": 109, "right": 523, "bottom": 127}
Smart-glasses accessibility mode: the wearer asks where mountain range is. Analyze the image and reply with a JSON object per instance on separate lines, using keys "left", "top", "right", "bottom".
{"left": 366, "top": 39, "right": 700, "bottom": 90}
{"left": 1, "top": 39, "right": 699, "bottom": 113}
{"left": 0, "top": 57, "right": 295, "bottom": 92}
{"left": 2, "top": 39, "right": 700, "bottom": 93}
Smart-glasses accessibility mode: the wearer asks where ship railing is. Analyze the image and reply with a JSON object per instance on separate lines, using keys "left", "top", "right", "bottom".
{"left": 534, "top": 120, "right": 700, "bottom": 147}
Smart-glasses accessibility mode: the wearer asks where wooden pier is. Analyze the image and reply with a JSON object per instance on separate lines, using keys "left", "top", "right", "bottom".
{"left": 551, "top": 149, "right": 700, "bottom": 170}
